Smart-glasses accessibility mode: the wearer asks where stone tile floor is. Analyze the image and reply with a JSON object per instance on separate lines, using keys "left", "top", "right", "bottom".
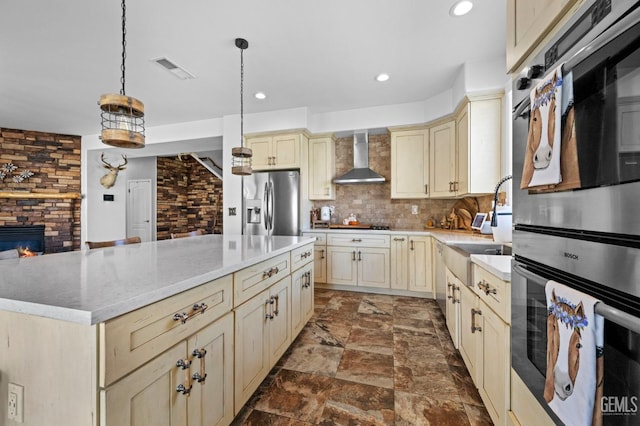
{"left": 232, "top": 289, "right": 493, "bottom": 425}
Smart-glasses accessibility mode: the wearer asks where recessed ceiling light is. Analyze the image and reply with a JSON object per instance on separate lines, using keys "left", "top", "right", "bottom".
{"left": 254, "top": 92, "right": 266, "bottom": 100}
{"left": 375, "top": 73, "right": 390, "bottom": 82}
{"left": 450, "top": 1, "right": 473, "bottom": 17}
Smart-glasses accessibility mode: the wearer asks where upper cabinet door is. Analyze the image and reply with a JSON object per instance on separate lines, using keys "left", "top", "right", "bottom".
{"left": 391, "top": 128, "right": 429, "bottom": 199}
{"left": 429, "top": 120, "right": 456, "bottom": 198}
{"left": 308, "top": 136, "right": 336, "bottom": 200}
{"left": 246, "top": 136, "right": 272, "bottom": 170}
{"left": 272, "top": 134, "right": 300, "bottom": 169}
{"left": 506, "top": 0, "right": 580, "bottom": 72}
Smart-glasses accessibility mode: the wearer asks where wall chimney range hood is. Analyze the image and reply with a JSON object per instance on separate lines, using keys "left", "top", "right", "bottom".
{"left": 333, "top": 131, "right": 385, "bottom": 184}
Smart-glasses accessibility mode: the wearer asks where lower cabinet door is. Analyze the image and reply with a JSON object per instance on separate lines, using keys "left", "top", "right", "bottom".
{"left": 408, "top": 236, "right": 432, "bottom": 293}
{"left": 268, "top": 276, "right": 292, "bottom": 364}
{"left": 101, "top": 342, "right": 188, "bottom": 425}
{"left": 234, "top": 290, "right": 270, "bottom": 413}
{"left": 459, "top": 284, "right": 481, "bottom": 385}
{"left": 187, "top": 313, "right": 234, "bottom": 426}
{"left": 358, "top": 248, "right": 390, "bottom": 288}
{"left": 326, "top": 246, "right": 358, "bottom": 286}
{"left": 314, "top": 246, "right": 327, "bottom": 283}
{"left": 479, "top": 301, "right": 510, "bottom": 426}
{"left": 292, "top": 264, "right": 314, "bottom": 337}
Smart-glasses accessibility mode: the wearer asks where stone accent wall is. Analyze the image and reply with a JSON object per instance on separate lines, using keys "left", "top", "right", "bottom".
{"left": 0, "top": 128, "right": 81, "bottom": 252}
{"left": 313, "top": 132, "right": 493, "bottom": 229}
{"left": 156, "top": 156, "right": 222, "bottom": 239}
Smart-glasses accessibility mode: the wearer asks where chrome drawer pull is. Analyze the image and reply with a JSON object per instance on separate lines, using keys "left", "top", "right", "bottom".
{"left": 191, "top": 348, "right": 207, "bottom": 384}
{"left": 471, "top": 309, "right": 482, "bottom": 333}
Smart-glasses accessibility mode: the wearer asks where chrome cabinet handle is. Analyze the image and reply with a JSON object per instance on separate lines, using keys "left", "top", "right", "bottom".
{"left": 265, "top": 299, "right": 274, "bottom": 320}
{"left": 320, "top": 249, "right": 325, "bottom": 259}
{"left": 176, "top": 358, "right": 192, "bottom": 395}
{"left": 273, "top": 295, "right": 280, "bottom": 317}
{"left": 477, "top": 280, "right": 497, "bottom": 295}
{"left": 410, "top": 240, "right": 414, "bottom": 251}
{"left": 191, "top": 348, "right": 207, "bottom": 383}
{"left": 173, "top": 302, "right": 208, "bottom": 324}
{"left": 358, "top": 251, "right": 362, "bottom": 261}
{"left": 352, "top": 251, "right": 356, "bottom": 261}
{"left": 471, "top": 309, "right": 482, "bottom": 333}
{"left": 425, "top": 184, "right": 428, "bottom": 194}
{"left": 393, "top": 237, "right": 405, "bottom": 241}
{"left": 351, "top": 238, "right": 362, "bottom": 242}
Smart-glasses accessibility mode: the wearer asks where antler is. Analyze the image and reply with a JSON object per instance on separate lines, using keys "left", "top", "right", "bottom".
{"left": 100, "top": 153, "right": 128, "bottom": 170}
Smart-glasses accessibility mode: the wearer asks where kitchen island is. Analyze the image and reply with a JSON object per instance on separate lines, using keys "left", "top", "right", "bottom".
{"left": 0, "top": 234, "right": 315, "bottom": 426}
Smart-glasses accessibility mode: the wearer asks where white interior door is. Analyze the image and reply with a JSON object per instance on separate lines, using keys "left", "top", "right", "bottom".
{"left": 127, "top": 179, "right": 153, "bottom": 242}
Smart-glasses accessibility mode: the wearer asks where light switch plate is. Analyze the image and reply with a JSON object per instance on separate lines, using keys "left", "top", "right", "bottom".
{"left": 411, "top": 205, "right": 419, "bottom": 215}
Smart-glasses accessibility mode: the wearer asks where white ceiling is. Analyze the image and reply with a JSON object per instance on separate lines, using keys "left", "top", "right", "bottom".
{"left": 0, "top": 0, "right": 506, "bottom": 138}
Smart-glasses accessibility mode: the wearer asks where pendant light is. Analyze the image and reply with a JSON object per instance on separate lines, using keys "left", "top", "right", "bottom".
{"left": 99, "top": 0, "right": 145, "bottom": 149}
{"left": 231, "top": 37, "right": 253, "bottom": 176}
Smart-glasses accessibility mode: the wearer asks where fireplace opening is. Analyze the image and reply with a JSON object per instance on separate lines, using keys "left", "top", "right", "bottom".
{"left": 0, "top": 225, "right": 45, "bottom": 256}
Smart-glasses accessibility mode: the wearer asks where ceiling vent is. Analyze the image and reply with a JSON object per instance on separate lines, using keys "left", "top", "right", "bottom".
{"left": 152, "top": 57, "right": 196, "bottom": 80}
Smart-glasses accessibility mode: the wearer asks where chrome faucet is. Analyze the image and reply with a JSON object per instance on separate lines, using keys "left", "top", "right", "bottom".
{"left": 491, "top": 175, "right": 512, "bottom": 227}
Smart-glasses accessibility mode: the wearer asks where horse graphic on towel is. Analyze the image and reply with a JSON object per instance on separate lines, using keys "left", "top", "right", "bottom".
{"left": 545, "top": 289, "right": 604, "bottom": 425}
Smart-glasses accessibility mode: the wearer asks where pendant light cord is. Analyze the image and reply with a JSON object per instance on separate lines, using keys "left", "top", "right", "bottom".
{"left": 240, "top": 45, "right": 244, "bottom": 147}
{"left": 120, "top": 0, "right": 127, "bottom": 96}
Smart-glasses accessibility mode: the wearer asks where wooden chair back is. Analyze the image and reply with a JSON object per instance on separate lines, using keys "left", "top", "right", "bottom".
{"left": 171, "top": 230, "right": 205, "bottom": 239}
{"left": 85, "top": 236, "right": 142, "bottom": 249}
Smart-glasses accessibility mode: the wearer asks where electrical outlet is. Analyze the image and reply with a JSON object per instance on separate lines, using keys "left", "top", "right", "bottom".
{"left": 228, "top": 207, "right": 237, "bottom": 216}
{"left": 411, "top": 205, "right": 419, "bottom": 215}
{"left": 8, "top": 383, "right": 24, "bottom": 423}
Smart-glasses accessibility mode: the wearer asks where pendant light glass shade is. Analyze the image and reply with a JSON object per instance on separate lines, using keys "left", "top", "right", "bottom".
{"left": 99, "top": 0, "right": 145, "bottom": 149}
{"left": 231, "top": 37, "right": 252, "bottom": 176}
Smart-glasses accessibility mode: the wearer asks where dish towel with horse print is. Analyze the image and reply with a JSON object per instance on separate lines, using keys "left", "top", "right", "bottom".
{"left": 545, "top": 280, "right": 604, "bottom": 426}
{"left": 520, "top": 64, "right": 565, "bottom": 189}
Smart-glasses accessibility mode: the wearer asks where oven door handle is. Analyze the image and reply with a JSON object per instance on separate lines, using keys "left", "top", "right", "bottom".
{"left": 563, "top": 5, "right": 640, "bottom": 75}
{"left": 513, "top": 262, "right": 640, "bottom": 334}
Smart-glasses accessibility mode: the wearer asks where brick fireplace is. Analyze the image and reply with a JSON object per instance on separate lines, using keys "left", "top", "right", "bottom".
{"left": 0, "top": 128, "right": 81, "bottom": 253}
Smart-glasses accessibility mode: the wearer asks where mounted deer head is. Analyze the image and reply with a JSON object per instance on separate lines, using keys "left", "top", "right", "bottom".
{"left": 100, "top": 153, "right": 128, "bottom": 188}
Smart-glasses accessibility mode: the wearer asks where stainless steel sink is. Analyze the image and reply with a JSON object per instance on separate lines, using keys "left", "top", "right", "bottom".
{"left": 443, "top": 242, "right": 511, "bottom": 286}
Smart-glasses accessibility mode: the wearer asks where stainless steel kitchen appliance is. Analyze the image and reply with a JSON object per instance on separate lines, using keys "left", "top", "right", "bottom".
{"left": 243, "top": 170, "right": 300, "bottom": 236}
{"left": 512, "top": 0, "right": 640, "bottom": 423}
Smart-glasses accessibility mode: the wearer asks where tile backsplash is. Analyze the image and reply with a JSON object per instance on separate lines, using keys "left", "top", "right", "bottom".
{"left": 312, "top": 132, "right": 493, "bottom": 229}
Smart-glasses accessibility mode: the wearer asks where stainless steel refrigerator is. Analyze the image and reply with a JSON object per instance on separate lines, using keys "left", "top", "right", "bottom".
{"left": 243, "top": 170, "right": 300, "bottom": 236}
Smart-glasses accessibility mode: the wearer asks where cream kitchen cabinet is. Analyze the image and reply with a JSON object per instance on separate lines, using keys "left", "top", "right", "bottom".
{"left": 459, "top": 283, "right": 481, "bottom": 385}
{"left": 302, "top": 231, "right": 327, "bottom": 284}
{"left": 102, "top": 312, "right": 234, "bottom": 426}
{"left": 391, "top": 235, "right": 433, "bottom": 294}
{"left": 326, "top": 233, "right": 390, "bottom": 288}
{"left": 291, "top": 243, "right": 315, "bottom": 338}
{"left": 445, "top": 267, "right": 462, "bottom": 348}
{"left": 457, "top": 263, "right": 511, "bottom": 426}
{"left": 245, "top": 132, "right": 302, "bottom": 170}
{"left": 453, "top": 94, "right": 503, "bottom": 197}
{"left": 429, "top": 120, "right": 457, "bottom": 198}
{"left": 234, "top": 275, "right": 291, "bottom": 412}
{"left": 390, "top": 236, "right": 409, "bottom": 290}
{"left": 308, "top": 135, "right": 336, "bottom": 200}
{"left": 506, "top": 0, "right": 580, "bottom": 72}
{"left": 390, "top": 127, "right": 430, "bottom": 198}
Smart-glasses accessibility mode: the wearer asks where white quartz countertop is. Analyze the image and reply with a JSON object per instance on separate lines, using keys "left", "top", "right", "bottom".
{"left": 470, "top": 254, "right": 512, "bottom": 281}
{"left": 0, "top": 234, "right": 313, "bottom": 325}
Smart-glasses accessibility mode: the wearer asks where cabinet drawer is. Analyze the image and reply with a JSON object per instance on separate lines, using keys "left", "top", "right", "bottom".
{"left": 234, "top": 252, "right": 290, "bottom": 307}
{"left": 327, "top": 233, "right": 390, "bottom": 248}
{"left": 302, "top": 232, "right": 327, "bottom": 246}
{"left": 472, "top": 264, "right": 510, "bottom": 324}
{"left": 291, "top": 243, "right": 314, "bottom": 271}
{"left": 99, "top": 275, "right": 233, "bottom": 387}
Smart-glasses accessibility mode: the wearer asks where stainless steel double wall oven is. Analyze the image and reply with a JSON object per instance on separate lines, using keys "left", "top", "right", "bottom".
{"left": 511, "top": 0, "right": 640, "bottom": 423}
